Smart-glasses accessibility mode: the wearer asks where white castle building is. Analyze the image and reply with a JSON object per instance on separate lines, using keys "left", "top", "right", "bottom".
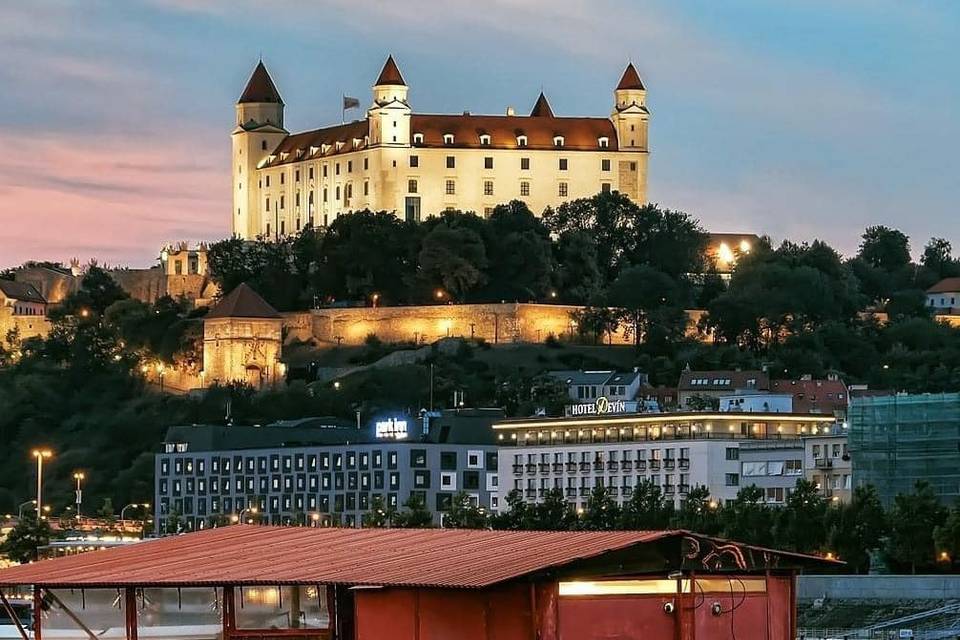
{"left": 232, "top": 56, "right": 650, "bottom": 239}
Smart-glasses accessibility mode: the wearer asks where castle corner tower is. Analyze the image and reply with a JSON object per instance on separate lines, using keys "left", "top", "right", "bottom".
{"left": 368, "top": 55, "right": 411, "bottom": 148}
{"left": 610, "top": 62, "right": 650, "bottom": 201}
{"left": 232, "top": 61, "right": 289, "bottom": 239}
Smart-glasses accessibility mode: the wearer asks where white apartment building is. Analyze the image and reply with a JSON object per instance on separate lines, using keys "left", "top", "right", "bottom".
{"left": 232, "top": 56, "right": 650, "bottom": 239}
{"left": 493, "top": 412, "right": 838, "bottom": 511}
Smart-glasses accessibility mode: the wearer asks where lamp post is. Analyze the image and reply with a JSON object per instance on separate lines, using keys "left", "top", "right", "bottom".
{"left": 31, "top": 449, "right": 52, "bottom": 519}
{"left": 17, "top": 500, "right": 36, "bottom": 519}
{"left": 121, "top": 502, "right": 150, "bottom": 522}
{"left": 233, "top": 507, "right": 258, "bottom": 524}
{"left": 73, "top": 472, "right": 85, "bottom": 518}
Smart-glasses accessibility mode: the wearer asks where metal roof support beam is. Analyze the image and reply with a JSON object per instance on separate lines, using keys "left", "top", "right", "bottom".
{"left": 222, "top": 586, "right": 236, "bottom": 640}
{"left": 33, "top": 587, "right": 42, "bottom": 640}
{"left": 0, "top": 590, "right": 29, "bottom": 640}
{"left": 44, "top": 589, "right": 99, "bottom": 640}
{"left": 124, "top": 588, "right": 138, "bottom": 640}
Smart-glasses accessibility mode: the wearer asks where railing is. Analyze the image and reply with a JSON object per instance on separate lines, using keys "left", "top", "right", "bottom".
{"left": 525, "top": 463, "right": 536, "bottom": 473}
{"left": 512, "top": 464, "right": 523, "bottom": 475}
{"left": 566, "top": 462, "right": 578, "bottom": 472}
{"left": 552, "top": 463, "right": 564, "bottom": 473}
{"left": 664, "top": 460, "right": 676, "bottom": 470}
{"left": 622, "top": 461, "right": 633, "bottom": 471}
{"left": 606, "top": 461, "right": 619, "bottom": 471}
{"left": 815, "top": 458, "right": 833, "bottom": 468}
{"left": 679, "top": 459, "right": 690, "bottom": 469}
{"left": 565, "top": 488, "right": 576, "bottom": 497}
{"left": 579, "top": 487, "right": 590, "bottom": 497}
{"left": 636, "top": 461, "right": 647, "bottom": 471}
{"left": 538, "top": 463, "right": 550, "bottom": 474}
{"left": 649, "top": 460, "right": 661, "bottom": 471}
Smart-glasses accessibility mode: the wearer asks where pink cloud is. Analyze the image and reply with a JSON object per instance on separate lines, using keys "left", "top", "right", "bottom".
{"left": 0, "top": 131, "right": 230, "bottom": 269}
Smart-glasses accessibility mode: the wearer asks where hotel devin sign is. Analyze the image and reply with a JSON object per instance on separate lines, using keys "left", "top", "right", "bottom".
{"left": 232, "top": 56, "right": 650, "bottom": 239}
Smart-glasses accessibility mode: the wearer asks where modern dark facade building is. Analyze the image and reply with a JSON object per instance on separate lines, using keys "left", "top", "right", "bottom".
{"left": 154, "top": 409, "right": 502, "bottom": 532}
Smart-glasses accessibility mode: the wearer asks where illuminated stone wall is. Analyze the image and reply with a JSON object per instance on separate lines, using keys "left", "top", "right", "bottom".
{"left": 203, "top": 317, "right": 284, "bottom": 387}
{"left": 0, "top": 308, "right": 52, "bottom": 342}
{"left": 288, "top": 304, "right": 706, "bottom": 347}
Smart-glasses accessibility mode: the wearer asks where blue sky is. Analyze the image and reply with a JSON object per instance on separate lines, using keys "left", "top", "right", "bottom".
{"left": 1, "top": 0, "right": 958, "bottom": 267}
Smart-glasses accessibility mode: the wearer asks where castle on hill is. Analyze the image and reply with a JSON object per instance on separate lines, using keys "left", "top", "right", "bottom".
{"left": 232, "top": 56, "right": 650, "bottom": 239}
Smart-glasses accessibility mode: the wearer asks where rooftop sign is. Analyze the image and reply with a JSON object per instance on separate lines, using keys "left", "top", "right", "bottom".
{"left": 375, "top": 418, "right": 408, "bottom": 440}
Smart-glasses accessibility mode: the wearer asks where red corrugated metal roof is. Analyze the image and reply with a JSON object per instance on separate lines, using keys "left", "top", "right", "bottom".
{"left": 0, "top": 527, "right": 834, "bottom": 589}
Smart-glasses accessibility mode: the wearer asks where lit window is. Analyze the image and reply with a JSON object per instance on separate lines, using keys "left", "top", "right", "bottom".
{"left": 520, "top": 181, "right": 530, "bottom": 196}
{"left": 558, "top": 182, "right": 568, "bottom": 197}
{"left": 443, "top": 133, "right": 455, "bottom": 145}
{"left": 517, "top": 135, "right": 527, "bottom": 147}
{"left": 413, "top": 133, "right": 424, "bottom": 144}
{"left": 553, "top": 136, "right": 565, "bottom": 147}
{"left": 483, "top": 180, "right": 494, "bottom": 196}
{"left": 408, "top": 179, "right": 418, "bottom": 193}
{"left": 445, "top": 179, "right": 455, "bottom": 195}
{"left": 479, "top": 134, "right": 491, "bottom": 146}
{"left": 598, "top": 137, "right": 609, "bottom": 148}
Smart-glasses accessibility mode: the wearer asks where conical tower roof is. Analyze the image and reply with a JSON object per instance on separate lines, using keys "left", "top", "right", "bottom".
{"left": 616, "top": 63, "right": 645, "bottom": 91}
{"left": 206, "top": 283, "right": 281, "bottom": 319}
{"left": 529, "top": 92, "right": 554, "bottom": 117}
{"left": 374, "top": 55, "right": 406, "bottom": 86}
{"left": 238, "top": 61, "right": 284, "bottom": 104}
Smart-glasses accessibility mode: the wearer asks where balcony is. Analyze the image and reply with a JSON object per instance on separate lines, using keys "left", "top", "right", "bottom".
{"left": 606, "top": 461, "right": 620, "bottom": 471}
{"left": 609, "top": 487, "right": 619, "bottom": 497}
{"left": 679, "top": 484, "right": 690, "bottom": 494}
{"left": 566, "top": 488, "right": 577, "bottom": 498}
{"left": 593, "top": 461, "right": 605, "bottom": 472}
{"left": 525, "top": 463, "right": 537, "bottom": 473}
{"left": 636, "top": 461, "right": 647, "bottom": 471}
{"left": 649, "top": 460, "right": 661, "bottom": 471}
{"left": 579, "top": 462, "right": 591, "bottom": 472}
{"left": 512, "top": 464, "right": 524, "bottom": 475}
{"left": 622, "top": 486, "right": 633, "bottom": 497}
{"left": 538, "top": 463, "right": 550, "bottom": 474}
{"left": 679, "top": 459, "right": 690, "bottom": 469}
{"left": 579, "top": 487, "right": 591, "bottom": 497}
{"left": 566, "top": 462, "right": 578, "bottom": 473}
{"left": 622, "top": 461, "right": 634, "bottom": 471}
{"left": 552, "top": 463, "right": 564, "bottom": 473}
{"left": 815, "top": 458, "right": 833, "bottom": 469}
{"left": 664, "top": 460, "right": 676, "bottom": 470}
{"left": 525, "top": 489, "right": 537, "bottom": 498}
{"left": 664, "top": 485, "right": 676, "bottom": 495}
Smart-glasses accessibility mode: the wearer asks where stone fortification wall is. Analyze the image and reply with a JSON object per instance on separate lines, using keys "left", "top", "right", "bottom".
{"left": 0, "top": 308, "right": 52, "bottom": 341}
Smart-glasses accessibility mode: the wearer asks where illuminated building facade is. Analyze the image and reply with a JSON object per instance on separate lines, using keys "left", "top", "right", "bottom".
{"left": 232, "top": 56, "right": 650, "bottom": 239}
{"left": 493, "top": 411, "right": 839, "bottom": 511}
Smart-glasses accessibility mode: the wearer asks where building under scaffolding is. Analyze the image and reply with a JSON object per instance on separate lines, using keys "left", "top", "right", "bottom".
{"left": 849, "top": 393, "right": 960, "bottom": 505}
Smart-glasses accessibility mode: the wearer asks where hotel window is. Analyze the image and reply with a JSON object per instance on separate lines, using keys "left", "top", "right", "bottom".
{"left": 413, "top": 133, "right": 424, "bottom": 144}
{"left": 520, "top": 157, "right": 530, "bottom": 170}
{"left": 517, "top": 135, "right": 527, "bottom": 147}
{"left": 601, "top": 183, "right": 611, "bottom": 193}
{"left": 410, "top": 155, "right": 419, "bottom": 168}
{"left": 483, "top": 180, "right": 494, "bottom": 196}
{"left": 601, "top": 159, "right": 611, "bottom": 171}
{"left": 443, "top": 133, "right": 454, "bottom": 145}
{"left": 558, "top": 182, "right": 568, "bottom": 197}
{"left": 479, "top": 134, "right": 491, "bottom": 146}
{"left": 446, "top": 156, "right": 456, "bottom": 169}
{"left": 408, "top": 179, "right": 418, "bottom": 194}
{"left": 445, "top": 179, "right": 456, "bottom": 195}
{"left": 559, "top": 158, "right": 568, "bottom": 171}
{"left": 520, "top": 181, "right": 530, "bottom": 196}
{"left": 553, "top": 136, "right": 565, "bottom": 147}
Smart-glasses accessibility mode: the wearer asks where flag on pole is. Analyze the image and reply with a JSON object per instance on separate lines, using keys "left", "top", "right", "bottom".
{"left": 343, "top": 96, "right": 360, "bottom": 110}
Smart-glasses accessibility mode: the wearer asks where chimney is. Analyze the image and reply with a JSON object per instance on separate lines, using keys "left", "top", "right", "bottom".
{"left": 506, "top": 106, "right": 516, "bottom": 116}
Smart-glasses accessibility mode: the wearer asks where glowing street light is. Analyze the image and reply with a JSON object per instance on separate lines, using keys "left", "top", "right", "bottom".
{"left": 73, "top": 472, "right": 85, "bottom": 518}
{"left": 121, "top": 502, "right": 151, "bottom": 522}
{"left": 31, "top": 449, "right": 53, "bottom": 518}
{"left": 233, "top": 507, "right": 258, "bottom": 524}
{"left": 17, "top": 500, "right": 36, "bottom": 519}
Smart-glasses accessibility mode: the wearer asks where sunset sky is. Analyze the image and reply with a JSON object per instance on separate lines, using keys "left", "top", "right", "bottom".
{"left": 1, "top": 1, "right": 958, "bottom": 268}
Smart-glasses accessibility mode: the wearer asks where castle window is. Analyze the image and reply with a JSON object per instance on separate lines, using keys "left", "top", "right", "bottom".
{"left": 521, "top": 157, "right": 530, "bottom": 170}
{"left": 443, "top": 133, "right": 454, "bottom": 145}
{"left": 336, "top": 163, "right": 340, "bottom": 175}
{"left": 598, "top": 137, "right": 609, "bottom": 148}
{"left": 631, "top": 124, "right": 635, "bottom": 131}
{"left": 348, "top": 160, "right": 353, "bottom": 173}
{"left": 280, "top": 195, "right": 285, "bottom": 209}
{"left": 445, "top": 179, "right": 455, "bottom": 195}
{"left": 364, "top": 180, "right": 369, "bottom": 196}
{"left": 261, "top": 140, "right": 267, "bottom": 150}
{"left": 479, "top": 134, "right": 491, "bottom": 146}
{"left": 265, "top": 197, "right": 270, "bottom": 211}
{"left": 483, "top": 180, "right": 494, "bottom": 196}
{"left": 280, "top": 220, "right": 285, "bottom": 235}
{"left": 323, "top": 164, "right": 328, "bottom": 178}
{"left": 265, "top": 175, "right": 271, "bottom": 187}
{"left": 308, "top": 191, "right": 314, "bottom": 206}
{"left": 520, "top": 181, "right": 530, "bottom": 197}
{"left": 484, "top": 157, "right": 494, "bottom": 170}
{"left": 408, "top": 179, "right": 418, "bottom": 194}
{"left": 558, "top": 182, "right": 568, "bottom": 197}
{"left": 280, "top": 173, "right": 285, "bottom": 185}
{"left": 364, "top": 158, "right": 369, "bottom": 170}
{"left": 296, "top": 218, "right": 301, "bottom": 231}
{"left": 517, "top": 135, "right": 527, "bottom": 147}
{"left": 413, "top": 133, "right": 424, "bottom": 144}
{"left": 336, "top": 186, "right": 341, "bottom": 200}
{"left": 446, "top": 156, "right": 455, "bottom": 169}
{"left": 323, "top": 188, "right": 328, "bottom": 203}
{"left": 601, "top": 183, "right": 611, "bottom": 194}
{"left": 601, "top": 159, "right": 611, "bottom": 172}
{"left": 295, "top": 169, "right": 300, "bottom": 181}
{"left": 266, "top": 222, "right": 271, "bottom": 236}
{"left": 553, "top": 136, "right": 565, "bottom": 147}
{"left": 309, "top": 167, "right": 314, "bottom": 180}
{"left": 559, "top": 158, "right": 568, "bottom": 171}
{"left": 295, "top": 191, "right": 300, "bottom": 207}
{"left": 410, "top": 155, "right": 419, "bottom": 168}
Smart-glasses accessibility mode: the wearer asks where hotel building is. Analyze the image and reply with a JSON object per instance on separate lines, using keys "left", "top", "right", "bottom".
{"left": 232, "top": 56, "right": 650, "bottom": 239}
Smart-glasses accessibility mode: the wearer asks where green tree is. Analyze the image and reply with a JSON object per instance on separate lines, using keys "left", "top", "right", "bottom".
{"left": 824, "top": 485, "right": 886, "bottom": 573}
{"left": 773, "top": 479, "right": 827, "bottom": 553}
{"left": 481, "top": 201, "right": 554, "bottom": 300}
{"left": 554, "top": 230, "right": 604, "bottom": 303}
{"left": 934, "top": 502, "right": 960, "bottom": 567}
{"left": 620, "top": 480, "right": 673, "bottom": 529}
{"left": 673, "top": 486, "right": 721, "bottom": 535}
{"left": 490, "top": 490, "right": 532, "bottom": 530}
{"left": 571, "top": 305, "right": 620, "bottom": 345}
{"left": 417, "top": 224, "right": 487, "bottom": 300}
{"left": 920, "top": 237, "right": 958, "bottom": 282}
{"left": 393, "top": 494, "right": 433, "bottom": 528}
{"left": 362, "top": 495, "right": 396, "bottom": 528}
{"left": 885, "top": 481, "right": 947, "bottom": 573}
{"left": 580, "top": 486, "right": 621, "bottom": 531}
{"left": 0, "top": 515, "right": 55, "bottom": 563}
{"left": 721, "top": 485, "right": 774, "bottom": 546}
{"left": 443, "top": 492, "right": 488, "bottom": 529}
{"left": 858, "top": 226, "right": 911, "bottom": 272}
{"left": 529, "top": 488, "right": 578, "bottom": 530}
{"left": 607, "top": 265, "right": 687, "bottom": 350}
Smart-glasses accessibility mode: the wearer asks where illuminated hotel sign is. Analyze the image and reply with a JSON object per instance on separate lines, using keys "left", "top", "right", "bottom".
{"left": 375, "top": 418, "right": 408, "bottom": 440}
{"left": 566, "top": 397, "right": 629, "bottom": 417}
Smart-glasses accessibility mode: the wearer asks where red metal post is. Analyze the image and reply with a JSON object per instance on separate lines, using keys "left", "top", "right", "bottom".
{"left": 124, "top": 588, "right": 138, "bottom": 640}
{"left": 33, "top": 587, "right": 42, "bottom": 640}
{"left": 222, "top": 586, "right": 236, "bottom": 640}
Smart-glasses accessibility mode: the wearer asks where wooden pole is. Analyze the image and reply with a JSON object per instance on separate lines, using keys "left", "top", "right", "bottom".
{"left": 124, "top": 588, "right": 138, "bottom": 640}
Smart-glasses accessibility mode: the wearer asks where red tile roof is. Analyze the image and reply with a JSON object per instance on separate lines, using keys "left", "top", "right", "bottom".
{"left": 375, "top": 55, "right": 406, "bottom": 86}
{"left": 0, "top": 526, "right": 834, "bottom": 589}
{"left": 410, "top": 114, "right": 617, "bottom": 151}
{"left": 530, "top": 92, "right": 555, "bottom": 118}
{"left": 206, "top": 283, "right": 280, "bottom": 320}
{"left": 263, "top": 120, "right": 369, "bottom": 165}
{"left": 927, "top": 277, "right": 960, "bottom": 294}
{"left": 617, "top": 63, "right": 645, "bottom": 91}
{"left": 770, "top": 379, "right": 848, "bottom": 415}
{"left": 239, "top": 61, "right": 283, "bottom": 104}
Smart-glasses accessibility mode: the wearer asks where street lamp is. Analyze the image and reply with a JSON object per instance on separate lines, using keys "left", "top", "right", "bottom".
{"left": 73, "top": 472, "right": 85, "bottom": 518}
{"left": 31, "top": 449, "right": 52, "bottom": 518}
{"left": 120, "top": 502, "right": 150, "bottom": 522}
{"left": 233, "top": 507, "right": 258, "bottom": 524}
{"left": 17, "top": 500, "right": 36, "bottom": 519}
